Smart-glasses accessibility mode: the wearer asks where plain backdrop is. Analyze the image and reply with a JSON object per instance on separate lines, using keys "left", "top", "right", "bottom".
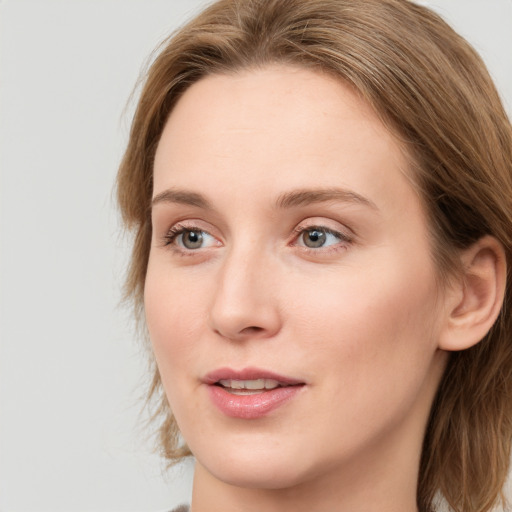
{"left": 1, "top": 1, "right": 511, "bottom": 511}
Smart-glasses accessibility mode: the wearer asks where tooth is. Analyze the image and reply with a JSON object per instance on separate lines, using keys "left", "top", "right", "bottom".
{"left": 244, "top": 379, "right": 266, "bottom": 390}
{"left": 264, "top": 379, "right": 280, "bottom": 389}
{"left": 217, "top": 378, "right": 284, "bottom": 391}
{"left": 230, "top": 380, "right": 244, "bottom": 389}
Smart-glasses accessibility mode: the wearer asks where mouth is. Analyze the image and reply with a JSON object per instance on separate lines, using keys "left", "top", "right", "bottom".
{"left": 204, "top": 367, "right": 305, "bottom": 390}
{"left": 203, "top": 367, "right": 306, "bottom": 419}
{"left": 214, "top": 378, "right": 298, "bottom": 395}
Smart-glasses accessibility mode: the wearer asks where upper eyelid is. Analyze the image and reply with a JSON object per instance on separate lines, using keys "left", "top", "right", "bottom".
{"left": 292, "top": 226, "right": 352, "bottom": 247}
{"left": 165, "top": 219, "right": 218, "bottom": 236}
{"left": 293, "top": 224, "right": 346, "bottom": 234}
{"left": 161, "top": 218, "right": 354, "bottom": 244}
{"left": 166, "top": 224, "right": 216, "bottom": 240}
{"left": 293, "top": 219, "right": 355, "bottom": 237}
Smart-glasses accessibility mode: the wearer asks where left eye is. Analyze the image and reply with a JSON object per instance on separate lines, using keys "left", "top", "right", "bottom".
{"left": 296, "top": 227, "right": 343, "bottom": 248}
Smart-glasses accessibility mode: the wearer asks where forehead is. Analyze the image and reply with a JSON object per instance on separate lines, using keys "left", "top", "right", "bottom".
{"left": 153, "top": 65, "right": 419, "bottom": 216}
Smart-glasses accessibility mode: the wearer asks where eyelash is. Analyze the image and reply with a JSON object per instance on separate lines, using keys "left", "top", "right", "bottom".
{"left": 164, "top": 224, "right": 195, "bottom": 245}
{"left": 162, "top": 223, "right": 353, "bottom": 255}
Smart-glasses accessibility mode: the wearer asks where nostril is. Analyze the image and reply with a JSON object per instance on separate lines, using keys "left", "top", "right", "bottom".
{"left": 213, "top": 324, "right": 270, "bottom": 341}
{"left": 241, "top": 326, "right": 264, "bottom": 334}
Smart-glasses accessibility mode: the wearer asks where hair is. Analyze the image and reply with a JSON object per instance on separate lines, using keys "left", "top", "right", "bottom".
{"left": 116, "top": 1, "right": 512, "bottom": 510}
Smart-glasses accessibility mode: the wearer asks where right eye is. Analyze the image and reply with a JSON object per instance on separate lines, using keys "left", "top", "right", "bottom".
{"left": 164, "top": 226, "right": 219, "bottom": 251}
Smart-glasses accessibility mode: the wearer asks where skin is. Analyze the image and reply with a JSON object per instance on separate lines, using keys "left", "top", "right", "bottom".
{"left": 145, "top": 65, "right": 453, "bottom": 512}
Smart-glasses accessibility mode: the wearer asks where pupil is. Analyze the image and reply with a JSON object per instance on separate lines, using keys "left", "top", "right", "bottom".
{"left": 184, "top": 230, "right": 203, "bottom": 249}
{"left": 304, "top": 229, "right": 326, "bottom": 248}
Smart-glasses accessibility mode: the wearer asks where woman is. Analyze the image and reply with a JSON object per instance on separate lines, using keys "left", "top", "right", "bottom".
{"left": 117, "top": 0, "right": 512, "bottom": 511}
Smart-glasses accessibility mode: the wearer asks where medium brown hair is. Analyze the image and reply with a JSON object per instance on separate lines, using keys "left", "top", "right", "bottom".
{"left": 117, "top": 1, "right": 512, "bottom": 510}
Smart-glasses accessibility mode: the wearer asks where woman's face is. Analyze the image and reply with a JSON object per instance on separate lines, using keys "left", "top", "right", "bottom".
{"left": 146, "top": 65, "right": 448, "bottom": 490}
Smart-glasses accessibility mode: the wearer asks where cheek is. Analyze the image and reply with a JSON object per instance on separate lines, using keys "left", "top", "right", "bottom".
{"left": 144, "top": 268, "right": 210, "bottom": 431}
{"left": 286, "top": 251, "right": 441, "bottom": 402}
{"left": 290, "top": 251, "right": 438, "bottom": 338}
{"left": 144, "top": 262, "right": 208, "bottom": 384}
{"left": 274, "top": 258, "right": 442, "bottom": 466}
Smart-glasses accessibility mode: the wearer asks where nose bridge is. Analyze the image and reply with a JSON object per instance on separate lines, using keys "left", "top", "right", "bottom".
{"left": 209, "top": 236, "right": 281, "bottom": 340}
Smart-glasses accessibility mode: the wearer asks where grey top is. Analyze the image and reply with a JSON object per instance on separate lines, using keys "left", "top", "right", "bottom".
{"left": 170, "top": 506, "right": 189, "bottom": 512}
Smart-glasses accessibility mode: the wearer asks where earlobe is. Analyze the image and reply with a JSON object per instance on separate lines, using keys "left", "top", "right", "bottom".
{"left": 439, "top": 236, "right": 507, "bottom": 352}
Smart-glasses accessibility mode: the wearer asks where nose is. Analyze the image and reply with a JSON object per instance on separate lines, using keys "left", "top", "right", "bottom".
{"left": 208, "top": 245, "right": 282, "bottom": 342}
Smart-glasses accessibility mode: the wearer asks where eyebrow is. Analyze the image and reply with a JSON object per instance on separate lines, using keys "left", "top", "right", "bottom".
{"left": 151, "top": 189, "right": 213, "bottom": 210}
{"left": 151, "top": 187, "right": 378, "bottom": 211}
{"left": 275, "top": 187, "right": 378, "bottom": 210}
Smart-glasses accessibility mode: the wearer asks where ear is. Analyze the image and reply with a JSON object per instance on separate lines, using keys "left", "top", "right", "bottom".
{"left": 439, "top": 236, "right": 507, "bottom": 352}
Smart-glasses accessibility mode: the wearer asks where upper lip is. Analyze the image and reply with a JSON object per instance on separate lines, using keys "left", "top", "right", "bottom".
{"left": 203, "top": 367, "right": 305, "bottom": 386}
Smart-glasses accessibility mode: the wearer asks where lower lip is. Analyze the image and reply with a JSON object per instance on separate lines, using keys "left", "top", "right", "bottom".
{"left": 207, "top": 385, "right": 304, "bottom": 419}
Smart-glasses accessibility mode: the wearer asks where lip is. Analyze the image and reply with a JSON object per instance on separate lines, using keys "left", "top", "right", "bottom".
{"left": 203, "top": 367, "right": 305, "bottom": 386}
{"left": 203, "top": 367, "right": 306, "bottom": 420}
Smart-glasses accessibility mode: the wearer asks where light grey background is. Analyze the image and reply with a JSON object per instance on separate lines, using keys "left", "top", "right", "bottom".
{"left": 1, "top": 1, "right": 511, "bottom": 511}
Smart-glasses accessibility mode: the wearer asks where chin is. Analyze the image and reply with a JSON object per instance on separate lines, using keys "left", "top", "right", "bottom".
{"left": 190, "top": 432, "right": 325, "bottom": 490}
{"left": 208, "top": 458, "right": 311, "bottom": 490}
